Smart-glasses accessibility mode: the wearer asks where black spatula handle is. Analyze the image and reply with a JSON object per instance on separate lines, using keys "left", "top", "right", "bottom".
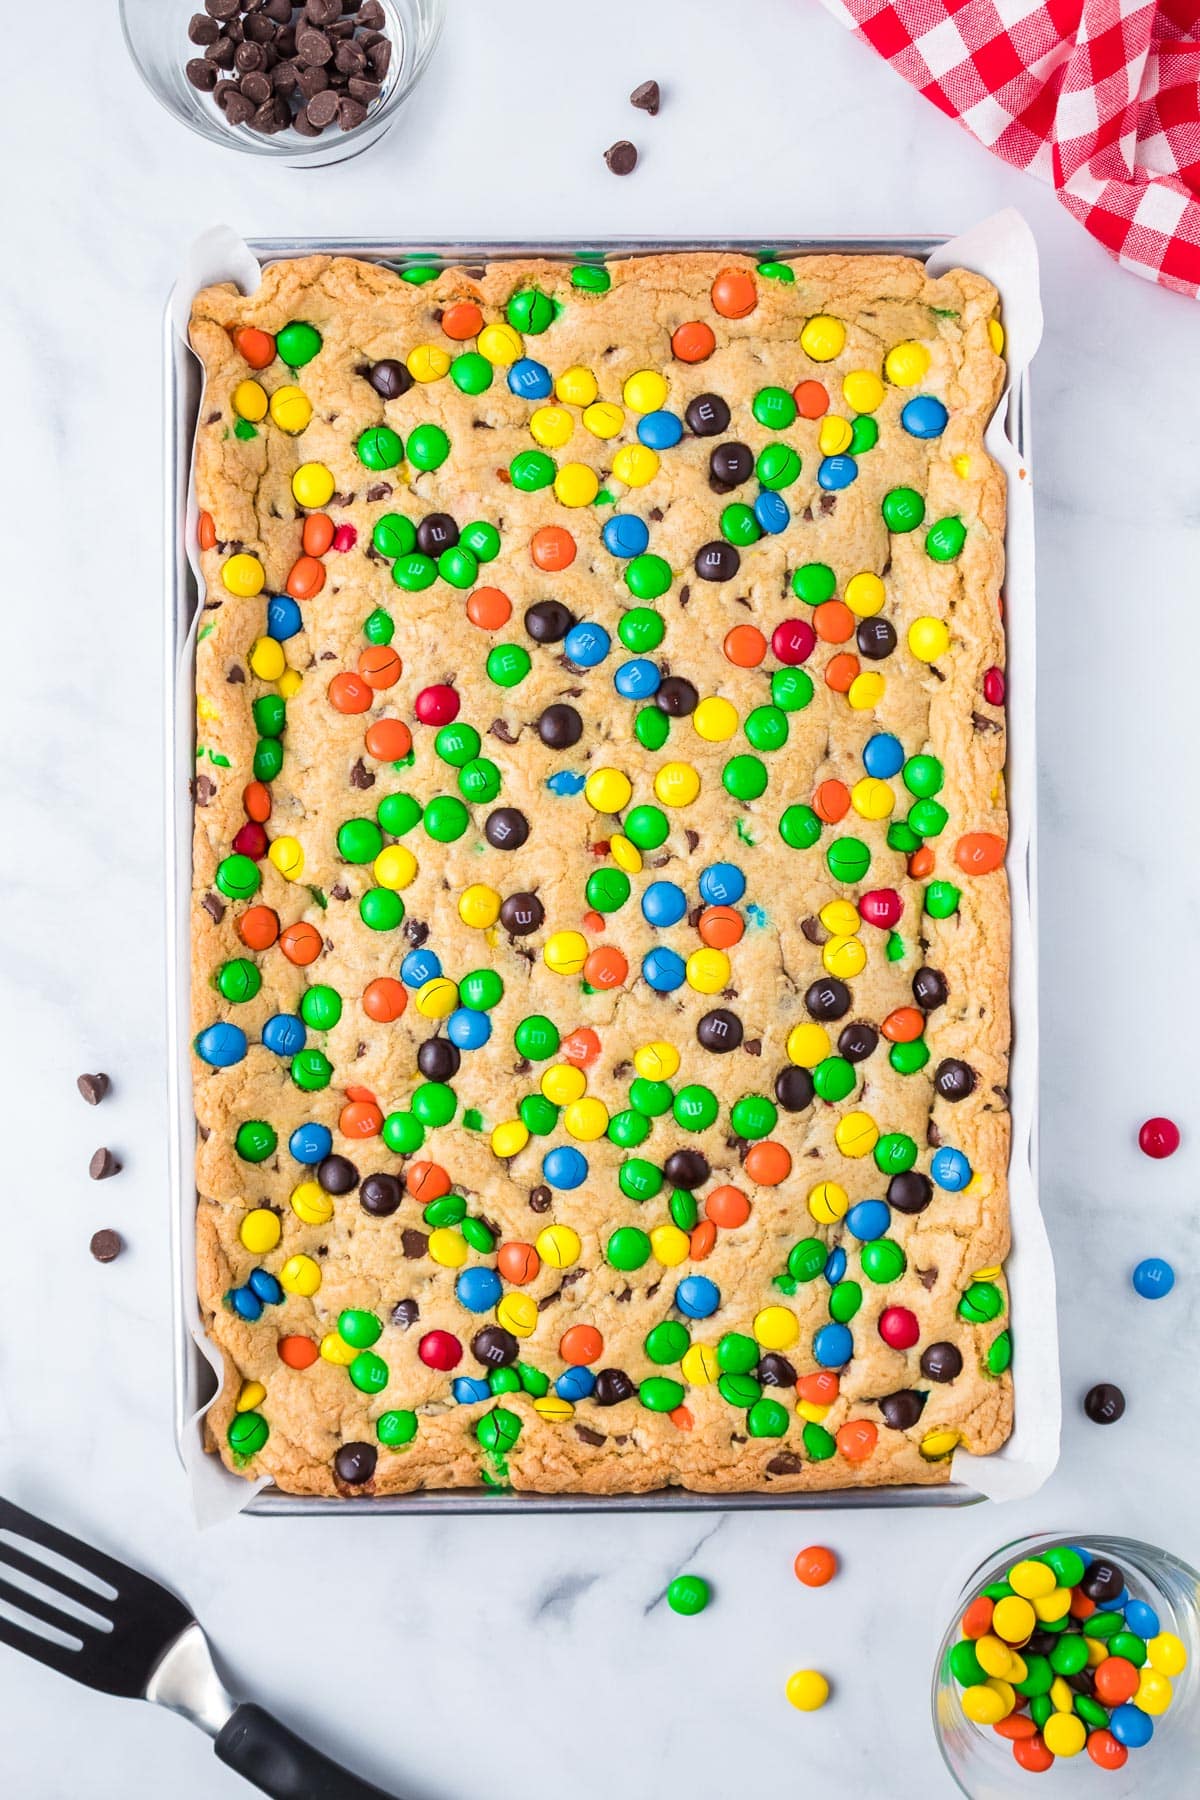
{"left": 215, "top": 1702, "right": 400, "bottom": 1799}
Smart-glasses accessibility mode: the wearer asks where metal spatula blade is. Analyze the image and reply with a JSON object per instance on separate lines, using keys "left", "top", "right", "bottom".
{"left": 0, "top": 1497, "right": 400, "bottom": 1799}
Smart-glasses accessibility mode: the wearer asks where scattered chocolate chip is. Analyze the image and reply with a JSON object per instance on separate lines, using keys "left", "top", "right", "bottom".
{"left": 186, "top": 57, "right": 221, "bottom": 89}
{"left": 194, "top": 774, "right": 216, "bottom": 805}
{"left": 224, "top": 89, "right": 257, "bottom": 126}
{"left": 349, "top": 756, "right": 375, "bottom": 789}
{"left": 630, "top": 78, "right": 660, "bottom": 115}
{"left": 604, "top": 140, "right": 638, "bottom": 175}
{"left": 489, "top": 718, "right": 518, "bottom": 744}
{"left": 77, "top": 1073, "right": 111, "bottom": 1106}
{"left": 575, "top": 1424, "right": 606, "bottom": 1447}
{"left": 306, "top": 86, "right": 340, "bottom": 126}
{"left": 338, "top": 96, "right": 368, "bottom": 130}
{"left": 90, "top": 1229, "right": 123, "bottom": 1264}
{"left": 766, "top": 1451, "right": 804, "bottom": 1476}
{"left": 89, "top": 1148, "right": 121, "bottom": 1181}
{"left": 202, "top": 892, "right": 226, "bottom": 924}
{"left": 190, "top": 13, "right": 221, "bottom": 45}
{"left": 205, "top": 34, "right": 237, "bottom": 67}
{"left": 401, "top": 1228, "right": 429, "bottom": 1260}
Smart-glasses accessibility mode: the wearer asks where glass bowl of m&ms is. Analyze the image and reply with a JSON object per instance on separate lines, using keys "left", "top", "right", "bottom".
{"left": 120, "top": 0, "right": 444, "bottom": 167}
{"left": 934, "top": 1535, "right": 1199, "bottom": 1795}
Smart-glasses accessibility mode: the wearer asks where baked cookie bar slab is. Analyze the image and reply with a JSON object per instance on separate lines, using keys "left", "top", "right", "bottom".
{"left": 189, "top": 250, "right": 1011, "bottom": 1499}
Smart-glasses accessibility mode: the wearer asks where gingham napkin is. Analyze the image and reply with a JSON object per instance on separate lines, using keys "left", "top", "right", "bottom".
{"left": 817, "top": 0, "right": 1200, "bottom": 298}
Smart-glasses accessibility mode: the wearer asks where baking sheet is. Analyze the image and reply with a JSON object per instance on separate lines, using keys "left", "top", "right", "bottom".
{"left": 165, "top": 219, "right": 1056, "bottom": 1521}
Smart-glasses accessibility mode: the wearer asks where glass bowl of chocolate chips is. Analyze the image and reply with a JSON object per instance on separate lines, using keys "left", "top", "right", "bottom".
{"left": 121, "top": 0, "right": 444, "bottom": 165}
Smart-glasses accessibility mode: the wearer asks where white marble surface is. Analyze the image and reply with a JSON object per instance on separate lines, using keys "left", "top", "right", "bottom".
{"left": 3, "top": 1, "right": 1200, "bottom": 1795}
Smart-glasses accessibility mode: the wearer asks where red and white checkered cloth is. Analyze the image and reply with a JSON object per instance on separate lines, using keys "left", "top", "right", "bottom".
{"left": 817, "top": 0, "right": 1200, "bottom": 297}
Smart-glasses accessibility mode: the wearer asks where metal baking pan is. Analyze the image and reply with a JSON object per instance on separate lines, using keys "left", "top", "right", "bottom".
{"left": 165, "top": 235, "right": 1044, "bottom": 1516}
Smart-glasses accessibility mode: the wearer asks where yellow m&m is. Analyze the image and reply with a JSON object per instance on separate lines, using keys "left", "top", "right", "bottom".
{"left": 635, "top": 1041, "right": 680, "bottom": 1081}
{"left": 240, "top": 1209, "right": 281, "bottom": 1253}
{"left": 754, "top": 1306, "right": 799, "bottom": 1350}
{"left": 459, "top": 884, "right": 501, "bottom": 928}
{"left": 650, "top": 1224, "right": 690, "bottom": 1266}
{"left": 248, "top": 635, "right": 286, "bottom": 680}
{"left": 478, "top": 321, "right": 523, "bottom": 364}
{"left": 884, "top": 340, "right": 931, "bottom": 386}
{"left": 497, "top": 1291, "right": 538, "bottom": 1337}
{"left": 223, "top": 554, "right": 265, "bottom": 597}
{"left": 554, "top": 462, "right": 599, "bottom": 508}
{"left": 847, "top": 671, "right": 885, "bottom": 710}
{"left": 491, "top": 1120, "right": 530, "bottom": 1159}
{"left": 542, "top": 1063, "right": 587, "bottom": 1105}
{"left": 268, "top": 386, "right": 312, "bottom": 434}
{"left": 292, "top": 462, "right": 335, "bottom": 509}
{"left": 655, "top": 762, "right": 700, "bottom": 807}
{"left": 564, "top": 1097, "right": 608, "bottom": 1140}
{"left": 681, "top": 1343, "right": 719, "bottom": 1385}
{"left": 320, "top": 1333, "right": 355, "bottom": 1366}
{"left": 834, "top": 1112, "right": 878, "bottom": 1158}
{"left": 374, "top": 845, "right": 417, "bottom": 890}
{"left": 544, "top": 931, "right": 588, "bottom": 975}
{"left": 612, "top": 444, "right": 659, "bottom": 486}
{"left": 585, "top": 768, "right": 632, "bottom": 813}
{"left": 268, "top": 836, "right": 304, "bottom": 880}
{"left": 428, "top": 1228, "right": 468, "bottom": 1268}
{"left": 842, "top": 369, "right": 884, "bottom": 412}
{"left": 416, "top": 977, "right": 458, "bottom": 1019}
{"left": 279, "top": 1254, "right": 321, "bottom": 1297}
{"left": 693, "top": 696, "right": 739, "bottom": 741}
{"left": 534, "top": 1395, "right": 574, "bottom": 1423}
{"left": 555, "top": 365, "right": 598, "bottom": 406}
{"left": 787, "top": 1023, "right": 830, "bottom": 1067}
{"left": 800, "top": 316, "right": 846, "bottom": 362}
{"left": 686, "top": 948, "right": 730, "bottom": 994}
{"left": 536, "top": 1225, "right": 581, "bottom": 1268}
{"left": 530, "top": 405, "right": 574, "bottom": 448}
{"left": 845, "top": 571, "right": 885, "bottom": 616}
{"left": 582, "top": 401, "right": 624, "bottom": 439}
{"left": 623, "top": 369, "right": 668, "bottom": 412}
{"left": 823, "top": 935, "right": 866, "bottom": 979}
{"left": 236, "top": 1381, "right": 266, "bottom": 1412}
{"left": 818, "top": 415, "right": 853, "bottom": 456}
{"left": 406, "top": 343, "right": 450, "bottom": 382}
{"left": 290, "top": 1181, "right": 333, "bottom": 1226}
{"left": 909, "top": 617, "right": 951, "bottom": 663}
{"left": 808, "top": 1181, "right": 848, "bottom": 1224}
{"left": 851, "top": 778, "right": 894, "bottom": 820}
{"left": 232, "top": 379, "right": 268, "bottom": 422}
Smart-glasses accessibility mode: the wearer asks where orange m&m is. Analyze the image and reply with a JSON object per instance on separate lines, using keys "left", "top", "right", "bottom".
{"left": 234, "top": 326, "right": 275, "bottom": 369}
{"left": 793, "top": 379, "right": 829, "bottom": 418}
{"left": 286, "top": 555, "right": 325, "bottom": 600}
{"left": 560, "top": 1324, "right": 603, "bottom": 1365}
{"left": 705, "top": 1185, "right": 750, "bottom": 1228}
{"left": 497, "top": 1241, "right": 540, "bottom": 1285}
{"left": 406, "top": 1160, "right": 450, "bottom": 1201}
{"left": 339, "top": 1100, "right": 382, "bottom": 1138}
{"left": 198, "top": 510, "right": 217, "bottom": 551}
{"left": 710, "top": 269, "right": 757, "bottom": 318}
{"left": 671, "top": 319, "right": 716, "bottom": 363}
{"left": 794, "top": 1545, "right": 838, "bottom": 1588}
{"left": 277, "top": 1335, "right": 319, "bottom": 1370}
{"left": 358, "top": 645, "right": 402, "bottom": 689}
{"left": 441, "top": 301, "right": 484, "bottom": 340}
{"left": 363, "top": 717, "right": 412, "bottom": 761}
{"left": 530, "top": 526, "right": 576, "bottom": 571}
{"left": 242, "top": 781, "right": 272, "bottom": 823}
{"left": 278, "top": 921, "right": 323, "bottom": 965}
{"left": 698, "top": 906, "right": 743, "bottom": 948}
{"left": 466, "top": 586, "right": 512, "bottom": 629}
{"left": 302, "top": 513, "right": 335, "bottom": 557}
{"left": 723, "top": 623, "right": 767, "bottom": 667}
{"left": 562, "top": 1027, "right": 601, "bottom": 1067}
{"left": 362, "top": 977, "right": 407, "bottom": 1022}
{"left": 238, "top": 905, "right": 279, "bottom": 951}
{"left": 328, "top": 672, "right": 373, "bottom": 714}
{"left": 836, "top": 1420, "right": 878, "bottom": 1462}
{"left": 956, "top": 832, "right": 1006, "bottom": 874}
{"left": 584, "top": 946, "right": 627, "bottom": 990}
{"left": 744, "top": 1140, "right": 791, "bottom": 1186}
{"left": 814, "top": 780, "right": 850, "bottom": 823}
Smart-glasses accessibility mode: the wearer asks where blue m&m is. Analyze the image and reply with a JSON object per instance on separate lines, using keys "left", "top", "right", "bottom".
{"left": 931, "top": 1146, "right": 972, "bottom": 1191}
{"left": 643, "top": 947, "right": 686, "bottom": 992}
{"left": 508, "top": 358, "right": 552, "bottom": 399}
{"left": 845, "top": 1199, "right": 890, "bottom": 1241}
{"left": 638, "top": 410, "right": 683, "bottom": 449}
{"left": 675, "top": 1275, "right": 720, "bottom": 1319}
{"left": 262, "top": 1013, "right": 305, "bottom": 1056}
{"left": 614, "top": 659, "right": 661, "bottom": 699}
{"left": 267, "top": 594, "right": 303, "bottom": 639}
{"left": 543, "top": 1145, "right": 588, "bottom": 1189}
{"left": 1132, "top": 1256, "right": 1175, "bottom": 1300}
{"left": 642, "top": 881, "right": 688, "bottom": 927}
{"left": 602, "top": 514, "right": 650, "bottom": 558}
{"left": 447, "top": 1007, "right": 492, "bottom": 1050}
{"left": 818, "top": 456, "right": 858, "bottom": 491}
{"left": 863, "top": 733, "right": 904, "bottom": 779}
{"left": 453, "top": 1376, "right": 492, "bottom": 1404}
{"left": 564, "top": 621, "right": 611, "bottom": 667}
{"left": 556, "top": 1365, "right": 596, "bottom": 1401}
{"left": 699, "top": 862, "right": 746, "bottom": 905}
{"left": 195, "top": 1022, "right": 247, "bottom": 1067}
{"left": 290, "top": 1122, "right": 332, "bottom": 1164}
{"left": 456, "top": 1267, "right": 502, "bottom": 1312}
{"left": 824, "top": 1246, "right": 847, "bottom": 1285}
{"left": 754, "top": 490, "right": 790, "bottom": 534}
{"left": 813, "top": 1323, "right": 853, "bottom": 1367}
{"left": 901, "top": 396, "right": 948, "bottom": 439}
{"left": 402, "top": 948, "right": 441, "bottom": 987}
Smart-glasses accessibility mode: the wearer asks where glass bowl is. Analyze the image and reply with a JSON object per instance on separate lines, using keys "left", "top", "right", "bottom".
{"left": 120, "top": 0, "right": 444, "bottom": 168}
{"left": 934, "top": 1533, "right": 1200, "bottom": 1797}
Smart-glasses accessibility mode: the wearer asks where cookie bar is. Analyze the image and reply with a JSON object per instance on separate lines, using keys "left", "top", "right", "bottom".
{"left": 189, "top": 250, "right": 1012, "bottom": 1498}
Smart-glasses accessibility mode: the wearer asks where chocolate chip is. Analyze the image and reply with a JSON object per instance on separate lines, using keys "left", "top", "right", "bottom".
{"left": 334, "top": 38, "right": 366, "bottom": 75}
{"left": 244, "top": 14, "right": 277, "bottom": 43}
{"left": 663, "top": 1149, "right": 709, "bottom": 1190}
{"left": 695, "top": 540, "right": 740, "bottom": 582}
{"left": 359, "top": 0, "right": 385, "bottom": 23}
{"left": 202, "top": 892, "right": 225, "bottom": 924}
{"left": 401, "top": 1228, "right": 429, "bottom": 1260}
{"left": 709, "top": 441, "right": 753, "bottom": 488}
{"left": 805, "top": 977, "right": 851, "bottom": 1021}
{"left": 489, "top": 718, "right": 519, "bottom": 744}
{"left": 775, "top": 1065, "right": 814, "bottom": 1112}
{"left": 656, "top": 676, "right": 698, "bottom": 716}
{"left": 305, "top": 0, "right": 342, "bottom": 22}
{"left": 934, "top": 1058, "right": 976, "bottom": 1101}
{"left": 801, "top": 915, "right": 829, "bottom": 946}
{"left": 461, "top": 1326, "right": 519, "bottom": 1375}
{"left": 241, "top": 69, "right": 273, "bottom": 103}
{"left": 189, "top": 13, "right": 221, "bottom": 44}
{"left": 349, "top": 756, "right": 375, "bottom": 789}
{"left": 295, "top": 60, "right": 329, "bottom": 97}
{"left": 697, "top": 1008, "right": 743, "bottom": 1053}
{"left": 365, "top": 357, "right": 412, "bottom": 400}
{"left": 685, "top": 394, "right": 730, "bottom": 437}
{"left": 500, "top": 891, "right": 544, "bottom": 936}
{"left": 206, "top": 34, "right": 238, "bottom": 67}
{"left": 338, "top": 96, "right": 368, "bottom": 130}
{"left": 334, "top": 1442, "right": 376, "bottom": 1485}
{"left": 359, "top": 1173, "right": 402, "bottom": 1216}
{"left": 630, "top": 79, "right": 660, "bottom": 115}
{"left": 187, "top": 57, "right": 220, "bottom": 89}
{"left": 766, "top": 1451, "right": 804, "bottom": 1476}
{"left": 537, "top": 703, "right": 582, "bottom": 750}
{"left": 224, "top": 90, "right": 257, "bottom": 126}
{"left": 594, "top": 1367, "right": 636, "bottom": 1404}
{"left": 77, "top": 1073, "right": 111, "bottom": 1106}
{"left": 367, "top": 37, "right": 390, "bottom": 76}
{"left": 524, "top": 599, "right": 574, "bottom": 644}
{"left": 920, "top": 1341, "right": 963, "bottom": 1382}
{"left": 205, "top": 0, "right": 239, "bottom": 18}
{"left": 879, "top": 1390, "right": 927, "bottom": 1431}
{"left": 306, "top": 86, "right": 340, "bottom": 126}
{"left": 317, "top": 1153, "right": 358, "bottom": 1193}
{"left": 485, "top": 807, "right": 529, "bottom": 851}
{"left": 296, "top": 24, "right": 333, "bottom": 63}
{"left": 89, "top": 1148, "right": 121, "bottom": 1180}
{"left": 348, "top": 76, "right": 382, "bottom": 104}
{"left": 418, "top": 1037, "right": 460, "bottom": 1081}
{"left": 391, "top": 1298, "right": 419, "bottom": 1329}
{"left": 235, "top": 41, "right": 267, "bottom": 72}
{"left": 604, "top": 140, "right": 638, "bottom": 175}
{"left": 90, "top": 1229, "right": 123, "bottom": 1264}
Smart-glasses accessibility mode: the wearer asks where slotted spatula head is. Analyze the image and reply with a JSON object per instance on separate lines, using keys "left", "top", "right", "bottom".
{"left": 0, "top": 1497, "right": 194, "bottom": 1699}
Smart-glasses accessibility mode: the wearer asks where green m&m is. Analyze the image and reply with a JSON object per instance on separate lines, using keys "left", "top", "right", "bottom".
{"left": 635, "top": 707, "right": 670, "bottom": 750}
{"left": 881, "top": 486, "right": 925, "bottom": 532}
{"left": 673, "top": 1085, "right": 718, "bottom": 1131}
{"left": 407, "top": 423, "right": 451, "bottom": 471}
{"left": 625, "top": 805, "right": 668, "bottom": 850}
{"left": 450, "top": 352, "right": 492, "bottom": 395}
{"left": 514, "top": 1014, "right": 559, "bottom": 1059}
{"left": 645, "top": 1321, "right": 690, "bottom": 1364}
{"left": 486, "top": 644, "right": 531, "bottom": 687}
{"left": 291, "top": 1048, "right": 333, "bottom": 1091}
{"left": 619, "top": 607, "right": 665, "bottom": 652}
{"left": 792, "top": 562, "right": 837, "bottom": 606}
{"left": 357, "top": 425, "right": 404, "bottom": 471}
{"left": 392, "top": 552, "right": 437, "bottom": 592}
{"left": 510, "top": 450, "right": 555, "bottom": 491}
{"left": 338, "top": 818, "right": 383, "bottom": 863}
{"left": 373, "top": 514, "right": 416, "bottom": 559}
{"left": 926, "top": 516, "right": 966, "bottom": 561}
{"left": 276, "top": 320, "right": 321, "bottom": 367}
{"left": 625, "top": 553, "right": 672, "bottom": 600}
{"left": 217, "top": 958, "right": 261, "bottom": 1003}
{"left": 377, "top": 792, "right": 422, "bottom": 834}
{"left": 826, "top": 837, "right": 870, "bottom": 882}
{"left": 667, "top": 1575, "right": 710, "bottom": 1615}
{"left": 360, "top": 888, "right": 403, "bottom": 931}
{"left": 423, "top": 796, "right": 470, "bottom": 842}
{"left": 619, "top": 1158, "right": 662, "bottom": 1200}
{"left": 507, "top": 288, "right": 554, "bottom": 334}
{"left": 607, "top": 1226, "right": 651, "bottom": 1271}
{"left": 235, "top": 1120, "right": 276, "bottom": 1163}
{"left": 723, "top": 755, "right": 767, "bottom": 801}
